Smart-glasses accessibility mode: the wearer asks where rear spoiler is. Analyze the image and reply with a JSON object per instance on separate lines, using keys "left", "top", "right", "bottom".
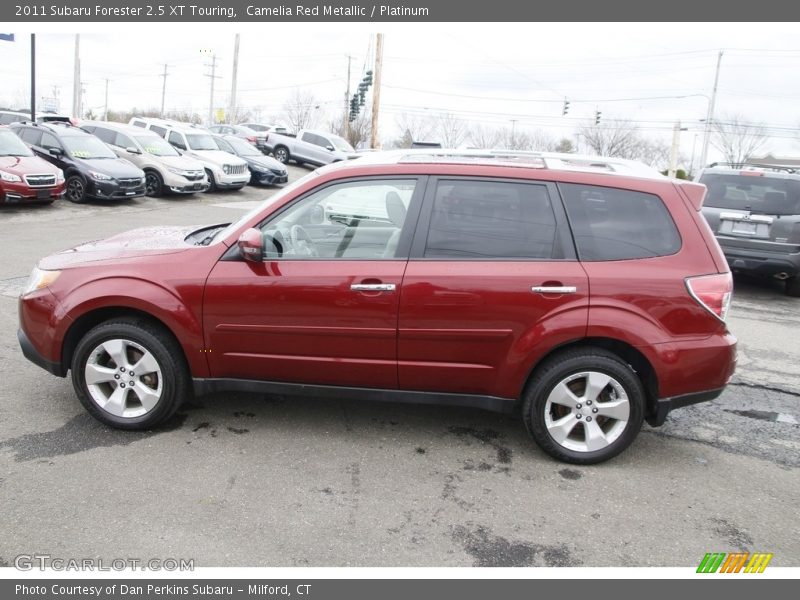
{"left": 675, "top": 181, "right": 707, "bottom": 211}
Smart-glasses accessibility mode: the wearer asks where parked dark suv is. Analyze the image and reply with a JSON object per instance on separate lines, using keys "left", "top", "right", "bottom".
{"left": 11, "top": 122, "right": 146, "bottom": 202}
{"left": 18, "top": 151, "right": 737, "bottom": 464}
{"left": 697, "top": 163, "right": 800, "bottom": 296}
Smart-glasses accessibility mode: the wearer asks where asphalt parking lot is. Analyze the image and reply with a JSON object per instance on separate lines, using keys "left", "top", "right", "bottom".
{"left": 1, "top": 167, "right": 798, "bottom": 568}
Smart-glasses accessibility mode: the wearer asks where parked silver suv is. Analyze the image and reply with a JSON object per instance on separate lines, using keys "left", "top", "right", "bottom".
{"left": 81, "top": 121, "right": 208, "bottom": 196}
{"left": 697, "top": 163, "right": 800, "bottom": 296}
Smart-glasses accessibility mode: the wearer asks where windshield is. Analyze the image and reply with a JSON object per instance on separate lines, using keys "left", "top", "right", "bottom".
{"left": 329, "top": 134, "right": 355, "bottom": 152}
{"left": 135, "top": 135, "right": 179, "bottom": 157}
{"left": 226, "top": 137, "right": 261, "bottom": 156}
{"left": 186, "top": 134, "right": 219, "bottom": 151}
{"left": 214, "top": 170, "right": 322, "bottom": 242}
{"left": 701, "top": 173, "right": 800, "bottom": 216}
{"left": 63, "top": 135, "right": 117, "bottom": 159}
{"left": 0, "top": 130, "right": 34, "bottom": 156}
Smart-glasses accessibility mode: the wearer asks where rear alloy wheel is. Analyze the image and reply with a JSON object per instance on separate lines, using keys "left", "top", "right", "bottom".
{"left": 65, "top": 175, "right": 87, "bottom": 203}
{"left": 523, "top": 349, "right": 645, "bottom": 464}
{"left": 144, "top": 170, "right": 164, "bottom": 197}
{"left": 71, "top": 319, "right": 190, "bottom": 429}
{"left": 786, "top": 276, "right": 800, "bottom": 297}
{"left": 204, "top": 169, "right": 217, "bottom": 193}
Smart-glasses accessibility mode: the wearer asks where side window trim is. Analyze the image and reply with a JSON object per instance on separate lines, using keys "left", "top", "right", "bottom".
{"left": 408, "top": 176, "right": 577, "bottom": 261}
{"left": 222, "top": 175, "right": 429, "bottom": 262}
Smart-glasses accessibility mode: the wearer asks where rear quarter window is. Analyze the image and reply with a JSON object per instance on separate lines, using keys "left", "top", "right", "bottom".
{"left": 559, "top": 183, "right": 681, "bottom": 261}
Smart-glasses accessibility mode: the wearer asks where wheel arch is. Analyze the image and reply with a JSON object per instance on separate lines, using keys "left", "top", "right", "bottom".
{"left": 521, "top": 337, "right": 659, "bottom": 419}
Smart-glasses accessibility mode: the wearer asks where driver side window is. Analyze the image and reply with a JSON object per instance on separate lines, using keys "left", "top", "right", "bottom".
{"left": 260, "top": 179, "right": 417, "bottom": 260}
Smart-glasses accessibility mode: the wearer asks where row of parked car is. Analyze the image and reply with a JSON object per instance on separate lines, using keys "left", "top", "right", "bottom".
{"left": 0, "top": 117, "right": 293, "bottom": 205}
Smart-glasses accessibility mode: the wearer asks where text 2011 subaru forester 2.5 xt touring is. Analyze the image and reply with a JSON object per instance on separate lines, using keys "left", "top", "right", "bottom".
{"left": 18, "top": 151, "right": 737, "bottom": 464}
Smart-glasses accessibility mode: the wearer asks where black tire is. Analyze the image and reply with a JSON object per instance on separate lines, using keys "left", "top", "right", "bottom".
{"left": 65, "top": 175, "right": 87, "bottom": 203}
{"left": 144, "top": 170, "right": 164, "bottom": 197}
{"left": 204, "top": 169, "right": 217, "bottom": 193}
{"left": 274, "top": 146, "right": 290, "bottom": 164}
{"left": 71, "top": 318, "right": 191, "bottom": 430}
{"left": 786, "top": 277, "right": 800, "bottom": 298}
{"left": 522, "top": 348, "right": 645, "bottom": 465}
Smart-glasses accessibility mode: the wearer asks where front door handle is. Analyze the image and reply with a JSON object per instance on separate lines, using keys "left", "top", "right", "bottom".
{"left": 532, "top": 286, "right": 577, "bottom": 294}
{"left": 351, "top": 283, "right": 396, "bottom": 292}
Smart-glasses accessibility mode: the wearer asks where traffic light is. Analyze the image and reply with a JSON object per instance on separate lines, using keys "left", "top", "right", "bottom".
{"left": 595, "top": 110, "right": 602, "bottom": 125}
{"left": 562, "top": 99, "right": 570, "bottom": 116}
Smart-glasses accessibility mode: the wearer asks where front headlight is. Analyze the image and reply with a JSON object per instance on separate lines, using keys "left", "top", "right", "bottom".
{"left": 250, "top": 164, "right": 267, "bottom": 173}
{"left": 89, "top": 171, "right": 112, "bottom": 181}
{"left": 56, "top": 169, "right": 65, "bottom": 183}
{"left": 222, "top": 164, "right": 231, "bottom": 174}
{"left": 0, "top": 170, "right": 22, "bottom": 183}
{"left": 167, "top": 167, "right": 187, "bottom": 176}
{"left": 23, "top": 267, "right": 61, "bottom": 295}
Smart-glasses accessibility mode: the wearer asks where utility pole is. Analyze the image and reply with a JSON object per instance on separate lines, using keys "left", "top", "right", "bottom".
{"left": 159, "top": 63, "right": 168, "bottom": 117}
{"left": 370, "top": 34, "right": 384, "bottom": 149}
{"left": 72, "top": 34, "right": 81, "bottom": 119}
{"left": 228, "top": 34, "right": 240, "bottom": 123}
{"left": 203, "top": 51, "right": 221, "bottom": 126}
{"left": 699, "top": 50, "right": 723, "bottom": 170}
{"left": 30, "top": 34, "right": 36, "bottom": 122}
{"left": 343, "top": 54, "right": 352, "bottom": 138}
{"left": 668, "top": 121, "right": 681, "bottom": 178}
{"left": 510, "top": 119, "right": 518, "bottom": 149}
{"left": 103, "top": 78, "right": 109, "bottom": 121}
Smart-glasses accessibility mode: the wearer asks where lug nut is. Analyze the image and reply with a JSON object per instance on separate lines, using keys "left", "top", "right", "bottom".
{"left": 120, "top": 383, "right": 126, "bottom": 388}
{"left": 576, "top": 404, "right": 582, "bottom": 409}
{"left": 592, "top": 408, "right": 598, "bottom": 413}
{"left": 586, "top": 400, "right": 592, "bottom": 405}
{"left": 586, "top": 416, "right": 593, "bottom": 422}
{"left": 129, "top": 372, "right": 135, "bottom": 377}
{"left": 576, "top": 414, "right": 582, "bottom": 419}
{"left": 114, "top": 374, "right": 120, "bottom": 380}
{"left": 120, "top": 367, "right": 126, "bottom": 373}
{"left": 129, "top": 381, "right": 134, "bottom": 386}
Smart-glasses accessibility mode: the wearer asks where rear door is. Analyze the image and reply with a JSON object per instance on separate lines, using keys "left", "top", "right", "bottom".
{"left": 397, "top": 177, "right": 589, "bottom": 400}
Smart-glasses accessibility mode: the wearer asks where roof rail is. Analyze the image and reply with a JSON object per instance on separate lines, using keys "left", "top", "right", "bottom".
{"left": 707, "top": 162, "right": 797, "bottom": 174}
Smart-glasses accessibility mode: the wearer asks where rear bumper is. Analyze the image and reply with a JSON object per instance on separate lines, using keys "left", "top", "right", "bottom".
{"left": 718, "top": 240, "right": 800, "bottom": 278}
{"left": 646, "top": 387, "right": 725, "bottom": 427}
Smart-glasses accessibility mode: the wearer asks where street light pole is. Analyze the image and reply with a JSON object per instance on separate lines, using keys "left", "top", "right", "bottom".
{"left": 699, "top": 50, "right": 723, "bottom": 170}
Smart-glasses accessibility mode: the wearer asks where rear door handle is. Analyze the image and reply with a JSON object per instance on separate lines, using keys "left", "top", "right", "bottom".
{"left": 351, "top": 283, "right": 396, "bottom": 292}
{"left": 532, "top": 286, "right": 577, "bottom": 294}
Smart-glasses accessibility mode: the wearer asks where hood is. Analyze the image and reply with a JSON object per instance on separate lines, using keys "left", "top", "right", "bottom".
{"left": 39, "top": 226, "right": 197, "bottom": 270}
{"left": 78, "top": 157, "right": 144, "bottom": 178}
{"left": 245, "top": 155, "right": 285, "bottom": 171}
{"left": 188, "top": 149, "right": 246, "bottom": 167}
{"left": 158, "top": 155, "right": 205, "bottom": 171}
{"left": 0, "top": 155, "right": 60, "bottom": 175}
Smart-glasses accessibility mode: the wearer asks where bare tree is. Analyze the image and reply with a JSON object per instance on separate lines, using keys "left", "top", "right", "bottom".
{"left": 282, "top": 89, "right": 320, "bottom": 133}
{"left": 467, "top": 124, "right": 501, "bottom": 149}
{"left": 497, "top": 127, "right": 555, "bottom": 151}
{"left": 711, "top": 113, "right": 769, "bottom": 166}
{"left": 436, "top": 113, "right": 467, "bottom": 148}
{"left": 345, "top": 111, "right": 371, "bottom": 149}
{"left": 579, "top": 120, "right": 643, "bottom": 158}
{"left": 390, "top": 112, "right": 438, "bottom": 148}
{"left": 630, "top": 138, "right": 674, "bottom": 170}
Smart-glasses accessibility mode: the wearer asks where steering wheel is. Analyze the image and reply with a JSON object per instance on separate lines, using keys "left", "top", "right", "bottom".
{"left": 289, "top": 224, "right": 319, "bottom": 257}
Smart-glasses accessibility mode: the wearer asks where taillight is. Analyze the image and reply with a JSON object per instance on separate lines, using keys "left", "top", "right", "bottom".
{"left": 246, "top": 136, "right": 257, "bottom": 144}
{"left": 686, "top": 273, "right": 733, "bottom": 322}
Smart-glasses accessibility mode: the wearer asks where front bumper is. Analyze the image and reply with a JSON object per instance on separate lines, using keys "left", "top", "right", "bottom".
{"left": 163, "top": 171, "right": 209, "bottom": 194}
{"left": 1, "top": 182, "right": 64, "bottom": 204}
{"left": 250, "top": 169, "right": 288, "bottom": 185}
{"left": 18, "top": 328, "right": 64, "bottom": 377}
{"left": 86, "top": 178, "right": 146, "bottom": 200}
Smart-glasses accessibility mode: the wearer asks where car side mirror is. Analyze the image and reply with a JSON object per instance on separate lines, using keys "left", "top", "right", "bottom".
{"left": 48, "top": 147, "right": 63, "bottom": 156}
{"left": 126, "top": 147, "right": 141, "bottom": 155}
{"left": 326, "top": 145, "right": 334, "bottom": 152}
{"left": 237, "top": 228, "right": 264, "bottom": 262}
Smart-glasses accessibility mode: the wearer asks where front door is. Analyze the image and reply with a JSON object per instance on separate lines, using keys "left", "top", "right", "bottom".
{"left": 203, "top": 177, "right": 424, "bottom": 389}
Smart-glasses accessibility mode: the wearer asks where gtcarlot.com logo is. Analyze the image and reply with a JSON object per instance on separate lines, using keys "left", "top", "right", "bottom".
{"left": 14, "top": 554, "right": 194, "bottom": 571}
{"left": 697, "top": 552, "right": 773, "bottom": 573}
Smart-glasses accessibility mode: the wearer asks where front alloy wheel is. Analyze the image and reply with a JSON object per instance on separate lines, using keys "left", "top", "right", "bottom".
{"left": 65, "top": 175, "right": 86, "bottom": 203}
{"left": 72, "top": 319, "right": 190, "bottom": 429}
{"left": 523, "top": 348, "right": 644, "bottom": 464}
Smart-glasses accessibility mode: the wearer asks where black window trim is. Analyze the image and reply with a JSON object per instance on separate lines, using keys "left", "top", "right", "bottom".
{"left": 220, "top": 175, "right": 429, "bottom": 262}
{"left": 408, "top": 176, "right": 577, "bottom": 262}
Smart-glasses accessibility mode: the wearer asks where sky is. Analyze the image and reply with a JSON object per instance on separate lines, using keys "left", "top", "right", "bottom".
{"left": 1, "top": 22, "right": 799, "bottom": 166}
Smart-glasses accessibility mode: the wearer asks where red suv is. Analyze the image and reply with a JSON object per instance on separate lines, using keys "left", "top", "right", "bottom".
{"left": 17, "top": 152, "right": 737, "bottom": 463}
{"left": 0, "top": 127, "right": 65, "bottom": 204}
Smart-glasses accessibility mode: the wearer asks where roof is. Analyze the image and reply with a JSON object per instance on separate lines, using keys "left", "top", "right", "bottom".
{"left": 334, "top": 149, "right": 665, "bottom": 180}
{"left": 82, "top": 120, "right": 160, "bottom": 136}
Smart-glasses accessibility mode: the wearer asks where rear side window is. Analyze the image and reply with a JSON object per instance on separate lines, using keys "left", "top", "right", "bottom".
{"left": 92, "top": 127, "right": 115, "bottom": 144}
{"left": 424, "top": 180, "right": 559, "bottom": 259}
{"left": 150, "top": 125, "right": 167, "bottom": 138}
{"left": 559, "top": 183, "right": 681, "bottom": 261}
{"left": 700, "top": 173, "right": 800, "bottom": 216}
{"left": 19, "top": 128, "right": 42, "bottom": 145}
